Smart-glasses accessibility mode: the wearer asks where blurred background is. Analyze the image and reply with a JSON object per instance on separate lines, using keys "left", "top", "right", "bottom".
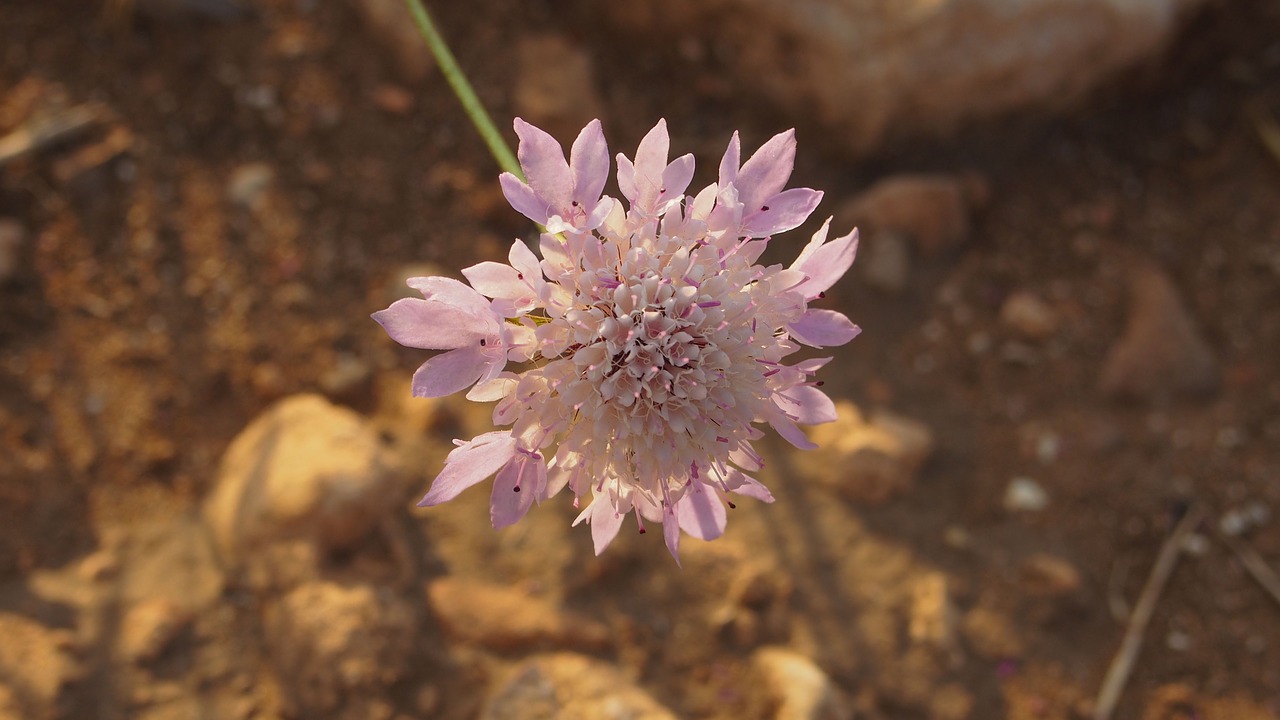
{"left": 1, "top": 0, "right": 1278, "bottom": 718}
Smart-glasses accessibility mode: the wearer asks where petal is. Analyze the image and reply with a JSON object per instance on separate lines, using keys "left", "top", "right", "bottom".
{"left": 676, "top": 483, "right": 727, "bottom": 541}
{"left": 572, "top": 493, "right": 627, "bottom": 556}
{"left": 570, "top": 119, "right": 610, "bottom": 206}
{"left": 418, "top": 431, "right": 517, "bottom": 506}
{"left": 717, "top": 131, "right": 741, "bottom": 189}
{"left": 792, "top": 226, "right": 859, "bottom": 299}
{"left": 788, "top": 309, "right": 861, "bottom": 347}
{"left": 766, "top": 406, "right": 818, "bottom": 450}
{"left": 633, "top": 119, "right": 671, "bottom": 182}
{"left": 736, "top": 128, "right": 797, "bottom": 210}
{"left": 615, "top": 153, "right": 638, "bottom": 203}
{"left": 406, "top": 276, "right": 495, "bottom": 317}
{"left": 466, "top": 374, "right": 517, "bottom": 402}
{"left": 372, "top": 297, "right": 486, "bottom": 350}
{"left": 490, "top": 456, "right": 538, "bottom": 529}
{"left": 411, "top": 346, "right": 489, "bottom": 398}
{"left": 461, "top": 261, "right": 525, "bottom": 300}
{"left": 742, "top": 187, "right": 823, "bottom": 237}
{"left": 509, "top": 238, "right": 543, "bottom": 281}
{"left": 726, "top": 474, "right": 775, "bottom": 503}
{"left": 663, "top": 508, "right": 682, "bottom": 566}
{"left": 775, "top": 385, "right": 838, "bottom": 425}
{"left": 513, "top": 118, "right": 572, "bottom": 209}
{"left": 656, "top": 153, "right": 696, "bottom": 214}
{"left": 499, "top": 173, "right": 550, "bottom": 226}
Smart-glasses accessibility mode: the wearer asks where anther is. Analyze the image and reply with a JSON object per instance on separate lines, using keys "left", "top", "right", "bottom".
{"left": 479, "top": 338, "right": 487, "bottom": 346}
{"left": 761, "top": 205, "right": 770, "bottom": 211}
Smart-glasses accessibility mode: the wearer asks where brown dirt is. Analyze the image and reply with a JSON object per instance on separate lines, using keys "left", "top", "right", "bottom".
{"left": 2, "top": 0, "right": 1279, "bottom": 718}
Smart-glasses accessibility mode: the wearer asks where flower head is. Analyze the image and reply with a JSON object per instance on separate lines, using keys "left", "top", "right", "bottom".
{"left": 375, "top": 119, "right": 859, "bottom": 563}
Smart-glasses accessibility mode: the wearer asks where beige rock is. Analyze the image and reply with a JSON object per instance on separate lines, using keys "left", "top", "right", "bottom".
{"left": 960, "top": 605, "right": 1024, "bottom": 660}
{"left": 481, "top": 653, "right": 677, "bottom": 720}
{"left": 265, "top": 581, "right": 417, "bottom": 717}
{"left": 798, "top": 402, "right": 934, "bottom": 504}
{"left": 608, "top": 0, "right": 1204, "bottom": 154}
{"left": 1000, "top": 291, "right": 1059, "bottom": 341}
{"left": 842, "top": 175, "right": 974, "bottom": 257}
{"left": 908, "top": 573, "right": 957, "bottom": 652}
{"left": 1018, "top": 553, "right": 1083, "bottom": 598}
{"left": 753, "top": 646, "right": 852, "bottom": 720}
{"left": 203, "top": 394, "right": 400, "bottom": 561}
{"left": 514, "top": 35, "right": 605, "bottom": 141}
{"left": 0, "top": 613, "right": 78, "bottom": 720}
{"left": 1100, "top": 261, "right": 1219, "bottom": 401}
{"left": 349, "top": 0, "right": 435, "bottom": 82}
{"left": 426, "top": 577, "right": 611, "bottom": 651}
{"left": 120, "top": 597, "right": 192, "bottom": 665}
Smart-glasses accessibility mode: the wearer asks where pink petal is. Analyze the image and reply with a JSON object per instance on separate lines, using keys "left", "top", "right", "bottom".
{"left": 572, "top": 495, "right": 627, "bottom": 556}
{"left": 418, "top": 432, "right": 517, "bottom": 506}
{"left": 499, "top": 172, "right": 549, "bottom": 226}
{"left": 742, "top": 187, "right": 823, "bottom": 237}
{"left": 788, "top": 309, "right": 861, "bottom": 347}
{"left": 792, "top": 226, "right": 859, "bottom": 299}
{"left": 372, "top": 297, "right": 487, "bottom": 350}
{"left": 615, "top": 153, "right": 638, "bottom": 203}
{"left": 676, "top": 483, "right": 727, "bottom": 541}
{"left": 717, "top": 131, "right": 741, "bottom": 189}
{"left": 774, "top": 385, "right": 838, "bottom": 425}
{"left": 489, "top": 455, "right": 541, "bottom": 529}
{"left": 411, "top": 346, "right": 489, "bottom": 398}
{"left": 657, "top": 153, "right": 696, "bottom": 211}
{"left": 662, "top": 508, "right": 682, "bottom": 566}
{"left": 406, "top": 276, "right": 495, "bottom": 317}
{"left": 513, "top": 118, "right": 572, "bottom": 210}
{"left": 461, "top": 261, "right": 525, "bottom": 300}
{"left": 766, "top": 406, "right": 818, "bottom": 450}
{"left": 508, "top": 239, "right": 542, "bottom": 282}
{"left": 570, "top": 119, "right": 609, "bottom": 206}
{"left": 633, "top": 119, "right": 671, "bottom": 183}
{"left": 736, "top": 128, "right": 796, "bottom": 210}
{"left": 725, "top": 473, "right": 775, "bottom": 503}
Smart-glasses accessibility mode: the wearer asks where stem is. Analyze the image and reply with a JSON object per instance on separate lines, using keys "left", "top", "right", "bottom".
{"left": 402, "top": 0, "right": 523, "bottom": 180}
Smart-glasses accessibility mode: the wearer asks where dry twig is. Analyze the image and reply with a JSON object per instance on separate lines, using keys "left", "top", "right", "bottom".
{"left": 0, "top": 103, "right": 108, "bottom": 168}
{"left": 1092, "top": 504, "right": 1204, "bottom": 720}
{"left": 1216, "top": 529, "right": 1280, "bottom": 609}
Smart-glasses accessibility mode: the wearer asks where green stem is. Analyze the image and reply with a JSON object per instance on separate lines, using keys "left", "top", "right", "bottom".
{"left": 403, "top": 0, "right": 523, "bottom": 180}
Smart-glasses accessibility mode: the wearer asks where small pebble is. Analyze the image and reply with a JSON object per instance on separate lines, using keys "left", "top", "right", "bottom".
{"left": 1004, "top": 477, "right": 1049, "bottom": 512}
{"left": 1165, "top": 630, "right": 1192, "bottom": 651}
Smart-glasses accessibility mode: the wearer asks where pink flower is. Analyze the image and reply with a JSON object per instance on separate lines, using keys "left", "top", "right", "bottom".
{"left": 375, "top": 118, "right": 860, "bottom": 563}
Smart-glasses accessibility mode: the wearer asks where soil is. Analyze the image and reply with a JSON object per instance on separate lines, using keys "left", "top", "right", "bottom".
{"left": 1, "top": 0, "right": 1279, "bottom": 718}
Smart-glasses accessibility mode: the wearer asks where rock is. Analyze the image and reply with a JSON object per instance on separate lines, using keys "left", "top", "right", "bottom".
{"left": 930, "top": 683, "right": 975, "bottom": 720}
{"left": 119, "top": 597, "right": 192, "bottom": 665}
{"left": 1018, "top": 553, "right": 1082, "bottom": 598}
{"left": 1003, "top": 477, "right": 1049, "bottom": 512}
{"left": 264, "top": 581, "right": 417, "bottom": 717}
{"left": 999, "top": 291, "right": 1059, "bottom": 341}
{"left": 842, "top": 175, "right": 974, "bottom": 257}
{"left": 798, "top": 402, "right": 935, "bottom": 505}
{"left": 607, "top": 0, "right": 1204, "bottom": 155}
{"left": 513, "top": 35, "right": 605, "bottom": 141}
{"left": 0, "top": 219, "right": 24, "bottom": 283}
{"left": 426, "top": 577, "right": 611, "bottom": 651}
{"left": 960, "top": 606, "right": 1024, "bottom": 660}
{"left": 908, "top": 573, "right": 957, "bottom": 652}
{"left": 119, "top": 517, "right": 226, "bottom": 612}
{"left": 481, "top": 653, "right": 677, "bottom": 720}
{"left": 1099, "top": 261, "right": 1219, "bottom": 401}
{"left": 226, "top": 163, "right": 274, "bottom": 209}
{"left": 349, "top": 0, "right": 436, "bottom": 82}
{"left": 203, "top": 394, "right": 401, "bottom": 561}
{"left": 0, "top": 613, "right": 78, "bottom": 720}
{"left": 858, "top": 230, "right": 911, "bottom": 294}
{"left": 752, "top": 647, "right": 852, "bottom": 720}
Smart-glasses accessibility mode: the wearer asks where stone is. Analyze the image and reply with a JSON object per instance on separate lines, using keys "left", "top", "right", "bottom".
{"left": 0, "top": 218, "right": 23, "bottom": 283}
{"left": 858, "top": 230, "right": 911, "bottom": 294}
{"left": 841, "top": 175, "right": 975, "bottom": 257}
{"left": 1099, "top": 261, "right": 1219, "bottom": 401}
{"left": 1003, "top": 477, "right": 1049, "bottom": 512}
{"left": 481, "top": 653, "right": 677, "bottom": 720}
{"left": 798, "top": 402, "right": 935, "bottom": 505}
{"left": 0, "top": 613, "right": 78, "bottom": 720}
{"left": 426, "top": 577, "right": 611, "bottom": 651}
{"left": 752, "top": 646, "right": 852, "bottom": 720}
{"left": 513, "top": 35, "right": 606, "bottom": 141}
{"left": 203, "top": 394, "right": 401, "bottom": 562}
{"left": 264, "top": 581, "right": 417, "bottom": 717}
{"left": 908, "top": 573, "right": 957, "bottom": 652}
{"left": 1018, "top": 553, "right": 1082, "bottom": 598}
{"left": 119, "top": 597, "right": 192, "bottom": 665}
{"left": 960, "top": 606, "right": 1024, "bottom": 660}
{"left": 226, "top": 163, "right": 274, "bottom": 209}
{"left": 930, "top": 683, "right": 975, "bottom": 720}
{"left": 607, "top": 0, "right": 1205, "bottom": 155}
{"left": 349, "top": 0, "right": 436, "bottom": 82}
{"left": 999, "top": 291, "right": 1059, "bottom": 341}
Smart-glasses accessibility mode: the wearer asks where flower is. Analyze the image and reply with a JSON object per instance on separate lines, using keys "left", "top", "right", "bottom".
{"left": 374, "top": 118, "right": 859, "bottom": 563}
